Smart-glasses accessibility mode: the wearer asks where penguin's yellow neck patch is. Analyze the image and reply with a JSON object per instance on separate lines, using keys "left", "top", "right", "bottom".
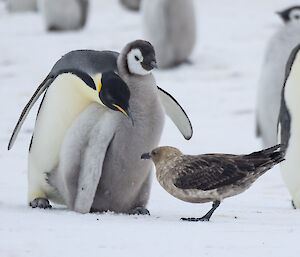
{"left": 98, "top": 81, "right": 102, "bottom": 93}
{"left": 92, "top": 73, "right": 102, "bottom": 93}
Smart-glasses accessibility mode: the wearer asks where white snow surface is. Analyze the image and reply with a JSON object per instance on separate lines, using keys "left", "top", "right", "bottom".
{"left": 1, "top": 0, "right": 300, "bottom": 256}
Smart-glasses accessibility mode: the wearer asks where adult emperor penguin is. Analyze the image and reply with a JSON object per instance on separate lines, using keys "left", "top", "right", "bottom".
{"left": 119, "top": 0, "right": 140, "bottom": 11}
{"left": 256, "top": 6, "right": 300, "bottom": 147}
{"left": 8, "top": 50, "right": 134, "bottom": 209}
{"left": 9, "top": 41, "right": 193, "bottom": 213}
{"left": 141, "top": 0, "right": 196, "bottom": 69}
{"left": 38, "top": 0, "right": 89, "bottom": 31}
{"left": 278, "top": 44, "right": 300, "bottom": 209}
{"left": 49, "top": 40, "right": 193, "bottom": 214}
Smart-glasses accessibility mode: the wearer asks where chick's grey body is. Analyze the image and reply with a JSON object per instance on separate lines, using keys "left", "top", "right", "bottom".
{"left": 91, "top": 43, "right": 165, "bottom": 213}
{"left": 92, "top": 74, "right": 164, "bottom": 212}
{"left": 141, "top": 0, "right": 196, "bottom": 69}
{"left": 144, "top": 145, "right": 284, "bottom": 221}
{"left": 39, "top": 0, "right": 89, "bottom": 31}
{"left": 256, "top": 9, "right": 300, "bottom": 147}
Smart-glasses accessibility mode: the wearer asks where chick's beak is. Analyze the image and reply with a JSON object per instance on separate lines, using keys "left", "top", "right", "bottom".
{"left": 141, "top": 152, "right": 151, "bottom": 160}
{"left": 150, "top": 60, "right": 158, "bottom": 69}
{"left": 113, "top": 104, "right": 134, "bottom": 126}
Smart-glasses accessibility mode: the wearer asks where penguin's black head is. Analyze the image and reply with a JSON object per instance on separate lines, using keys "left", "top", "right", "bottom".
{"left": 125, "top": 40, "right": 157, "bottom": 76}
{"left": 99, "top": 71, "right": 134, "bottom": 125}
{"left": 277, "top": 6, "right": 300, "bottom": 23}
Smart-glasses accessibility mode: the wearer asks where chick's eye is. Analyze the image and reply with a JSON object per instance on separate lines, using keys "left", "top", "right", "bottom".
{"left": 134, "top": 56, "right": 139, "bottom": 61}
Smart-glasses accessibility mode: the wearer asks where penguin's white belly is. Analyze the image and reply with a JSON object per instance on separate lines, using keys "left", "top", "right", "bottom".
{"left": 28, "top": 74, "right": 98, "bottom": 200}
{"left": 281, "top": 71, "right": 300, "bottom": 207}
{"left": 281, "top": 133, "right": 300, "bottom": 208}
{"left": 281, "top": 125, "right": 300, "bottom": 205}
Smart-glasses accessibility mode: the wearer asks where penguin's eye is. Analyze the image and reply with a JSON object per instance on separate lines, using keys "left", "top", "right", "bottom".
{"left": 134, "top": 56, "right": 139, "bottom": 61}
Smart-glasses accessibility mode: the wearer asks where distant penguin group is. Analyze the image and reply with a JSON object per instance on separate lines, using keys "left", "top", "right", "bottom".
{"left": 141, "top": 0, "right": 196, "bottom": 69}
{"left": 256, "top": 6, "right": 300, "bottom": 147}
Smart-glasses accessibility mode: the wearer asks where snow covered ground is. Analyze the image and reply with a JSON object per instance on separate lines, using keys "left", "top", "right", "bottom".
{"left": 1, "top": 0, "right": 300, "bottom": 256}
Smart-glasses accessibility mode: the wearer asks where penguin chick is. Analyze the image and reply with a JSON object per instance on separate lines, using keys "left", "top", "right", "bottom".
{"left": 119, "top": 0, "right": 140, "bottom": 11}
{"left": 278, "top": 43, "right": 300, "bottom": 209}
{"left": 256, "top": 6, "right": 300, "bottom": 147}
{"left": 141, "top": 145, "right": 284, "bottom": 221}
{"left": 8, "top": 67, "right": 133, "bottom": 208}
{"left": 141, "top": 0, "right": 196, "bottom": 69}
{"left": 39, "top": 0, "right": 89, "bottom": 31}
{"left": 277, "top": 6, "right": 300, "bottom": 24}
{"left": 88, "top": 40, "right": 166, "bottom": 214}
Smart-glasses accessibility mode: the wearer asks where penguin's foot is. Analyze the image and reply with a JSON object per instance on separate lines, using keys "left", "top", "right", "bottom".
{"left": 30, "top": 198, "right": 52, "bottom": 209}
{"left": 48, "top": 26, "right": 62, "bottom": 32}
{"left": 128, "top": 207, "right": 150, "bottom": 215}
{"left": 292, "top": 200, "right": 296, "bottom": 209}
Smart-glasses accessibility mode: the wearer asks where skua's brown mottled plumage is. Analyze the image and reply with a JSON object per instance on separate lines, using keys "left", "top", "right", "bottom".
{"left": 141, "top": 145, "right": 284, "bottom": 221}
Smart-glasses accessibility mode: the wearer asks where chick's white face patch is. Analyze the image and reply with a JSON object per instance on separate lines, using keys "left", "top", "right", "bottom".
{"left": 127, "top": 48, "right": 151, "bottom": 76}
{"left": 290, "top": 9, "right": 300, "bottom": 22}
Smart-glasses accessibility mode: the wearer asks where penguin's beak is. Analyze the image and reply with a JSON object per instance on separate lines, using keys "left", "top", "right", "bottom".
{"left": 150, "top": 60, "right": 158, "bottom": 69}
{"left": 141, "top": 152, "right": 151, "bottom": 160}
{"left": 113, "top": 104, "right": 134, "bottom": 126}
{"left": 142, "top": 60, "right": 158, "bottom": 71}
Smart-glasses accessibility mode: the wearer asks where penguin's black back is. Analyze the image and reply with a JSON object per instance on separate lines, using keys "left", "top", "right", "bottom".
{"left": 50, "top": 50, "right": 120, "bottom": 77}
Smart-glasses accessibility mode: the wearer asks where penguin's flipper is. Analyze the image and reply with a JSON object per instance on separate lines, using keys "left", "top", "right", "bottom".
{"left": 8, "top": 75, "right": 54, "bottom": 150}
{"left": 157, "top": 86, "right": 193, "bottom": 140}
